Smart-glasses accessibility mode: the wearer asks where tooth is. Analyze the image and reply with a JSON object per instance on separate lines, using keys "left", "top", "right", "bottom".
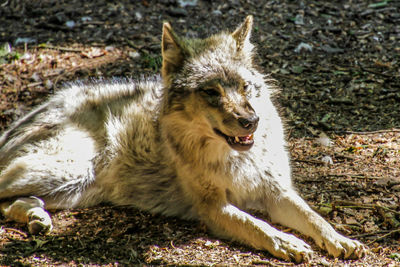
{"left": 235, "top": 136, "right": 240, "bottom": 143}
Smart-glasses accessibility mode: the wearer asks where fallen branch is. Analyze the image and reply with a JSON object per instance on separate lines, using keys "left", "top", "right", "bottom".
{"left": 361, "top": 7, "right": 398, "bottom": 17}
{"left": 315, "top": 201, "right": 400, "bottom": 218}
{"left": 26, "top": 81, "right": 43, "bottom": 88}
{"left": 37, "top": 44, "right": 83, "bottom": 52}
{"left": 333, "top": 128, "right": 400, "bottom": 135}
{"left": 334, "top": 154, "right": 355, "bottom": 161}
{"left": 252, "top": 259, "right": 294, "bottom": 266}
{"left": 294, "top": 159, "right": 325, "bottom": 165}
{"left": 350, "top": 230, "right": 391, "bottom": 239}
{"left": 324, "top": 173, "right": 379, "bottom": 180}
{"left": 298, "top": 173, "right": 381, "bottom": 182}
{"left": 333, "top": 200, "right": 400, "bottom": 215}
{"left": 2, "top": 227, "right": 28, "bottom": 238}
{"left": 357, "top": 61, "right": 394, "bottom": 78}
{"left": 366, "top": 228, "right": 400, "bottom": 245}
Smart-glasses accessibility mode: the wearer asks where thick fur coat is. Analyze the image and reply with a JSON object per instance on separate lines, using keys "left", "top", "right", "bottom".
{"left": 0, "top": 16, "right": 365, "bottom": 262}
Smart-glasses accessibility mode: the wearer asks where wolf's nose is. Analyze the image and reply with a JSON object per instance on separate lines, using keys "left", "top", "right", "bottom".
{"left": 238, "top": 115, "right": 259, "bottom": 130}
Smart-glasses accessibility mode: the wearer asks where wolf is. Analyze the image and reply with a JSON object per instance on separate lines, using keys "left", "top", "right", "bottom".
{"left": 0, "top": 16, "right": 365, "bottom": 262}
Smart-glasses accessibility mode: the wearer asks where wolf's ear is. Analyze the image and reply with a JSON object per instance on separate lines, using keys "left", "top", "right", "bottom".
{"left": 232, "top": 15, "right": 253, "bottom": 52}
{"left": 161, "top": 22, "right": 185, "bottom": 79}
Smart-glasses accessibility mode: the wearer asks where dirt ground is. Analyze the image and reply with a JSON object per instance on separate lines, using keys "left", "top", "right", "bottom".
{"left": 0, "top": 0, "right": 399, "bottom": 266}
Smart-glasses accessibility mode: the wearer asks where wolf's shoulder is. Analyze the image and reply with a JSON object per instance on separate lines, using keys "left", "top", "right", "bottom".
{"left": 44, "top": 75, "right": 162, "bottom": 119}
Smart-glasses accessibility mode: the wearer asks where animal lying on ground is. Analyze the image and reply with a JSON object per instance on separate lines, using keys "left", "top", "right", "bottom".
{"left": 0, "top": 15, "right": 366, "bottom": 262}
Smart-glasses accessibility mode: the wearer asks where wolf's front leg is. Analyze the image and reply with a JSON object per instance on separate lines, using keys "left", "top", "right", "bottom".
{"left": 198, "top": 202, "right": 313, "bottom": 262}
{"left": 265, "top": 189, "right": 366, "bottom": 259}
{"left": 1, "top": 196, "right": 52, "bottom": 235}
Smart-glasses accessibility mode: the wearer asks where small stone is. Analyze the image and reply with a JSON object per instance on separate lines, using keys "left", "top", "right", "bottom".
{"left": 316, "top": 132, "right": 332, "bottom": 147}
{"left": 31, "top": 72, "right": 41, "bottom": 82}
{"left": 14, "top": 37, "right": 37, "bottom": 45}
{"left": 321, "top": 45, "right": 344, "bottom": 54}
{"left": 167, "top": 8, "right": 188, "bottom": 17}
{"left": 321, "top": 155, "right": 333, "bottom": 165}
{"left": 105, "top": 46, "right": 115, "bottom": 52}
{"left": 294, "top": 14, "right": 304, "bottom": 25}
{"left": 65, "top": 20, "right": 75, "bottom": 29}
{"left": 135, "top": 12, "right": 143, "bottom": 21}
{"left": 178, "top": 0, "right": 197, "bottom": 7}
{"left": 212, "top": 10, "right": 222, "bottom": 16}
{"left": 129, "top": 51, "right": 141, "bottom": 59}
{"left": 81, "top": 16, "right": 92, "bottom": 22}
{"left": 294, "top": 42, "right": 313, "bottom": 53}
{"left": 44, "top": 80, "right": 53, "bottom": 90}
{"left": 21, "top": 53, "right": 33, "bottom": 61}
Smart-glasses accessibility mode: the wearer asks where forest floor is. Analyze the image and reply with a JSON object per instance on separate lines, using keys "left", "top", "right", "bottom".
{"left": 0, "top": 0, "right": 399, "bottom": 266}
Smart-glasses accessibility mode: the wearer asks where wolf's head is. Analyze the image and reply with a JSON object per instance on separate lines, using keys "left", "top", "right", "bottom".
{"left": 161, "top": 16, "right": 266, "bottom": 153}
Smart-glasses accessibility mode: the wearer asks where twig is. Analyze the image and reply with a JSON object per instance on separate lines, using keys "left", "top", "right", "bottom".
{"left": 316, "top": 201, "right": 400, "bottom": 218}
{"left": 334, "top": 154, "right": 355, "bottom": 161}
{"left": 1, "top": 0, "right": 9, "bottom": 7}
{"left": 125, "top": 39, "right": 142, "bottom": 50}
{"left": 3, "top": 227, "right": 28, "bottom": 238}
{"left": 357, "top": 61, "right": 393, "bottom": 78}
{"left": 361, "top": 7, "right": 397, "bottom": 17}
{"left": 350, "top": 230, "right": 391, "bottom": 239}
{"left": 336, "top": 205, "right": 375, "bottom": 210}
{"left": 81, "top": 21, "right": 104, "bottom": 26}
{"left": 37, "top": 44, "right": 83, "bottom": 52}
{"left": 333, "top": 128, "right": 400, "bottom": 135}
{"left": 324, "top": 173, "right": 380, "bottom": 180}
{"left": 294, "top": 159, "right": 325, "bottom": 165}
{"left": 333, "top": 200, "right": 400, "bottom": 215}
{"left": 317, "top": 202, "right": 374, "bottom": 211}
{"left": 26, "top": 81, "right": 43, "bottom": 88}
{"left": 366, "top": 228, "right": 400, "bottom": 245}
{"left": 297, "top": 177, "right": 326, "bottom": 183}
{"left": 252, "top": 259, "right": 294, "bottom": 266}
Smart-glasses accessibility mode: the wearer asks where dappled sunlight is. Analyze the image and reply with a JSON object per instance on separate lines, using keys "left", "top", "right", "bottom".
{"left": 290, "top": 132, "right": 400, "bottom": 251}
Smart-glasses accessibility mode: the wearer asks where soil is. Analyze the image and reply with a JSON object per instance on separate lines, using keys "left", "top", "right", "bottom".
{"left": 0, "top": 0, "right": 399, "bottom": 266}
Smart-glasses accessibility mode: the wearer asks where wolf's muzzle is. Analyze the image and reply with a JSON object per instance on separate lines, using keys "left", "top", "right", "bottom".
{"left": 238, "top": 114, "right": 259, "bottom": 131}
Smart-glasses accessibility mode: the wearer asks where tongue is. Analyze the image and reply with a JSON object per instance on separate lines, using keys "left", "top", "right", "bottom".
{"left": 233, "top": 134, "right": 253, "bottom": 144}
{"left": 240, "top": 135, "right": 252, "bottom": 142}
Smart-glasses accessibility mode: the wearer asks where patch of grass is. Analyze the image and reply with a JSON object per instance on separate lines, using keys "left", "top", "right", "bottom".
{"left": 0, "top": 43, "right": 22, "bottom": 64}
{"left": 141, "top": 52, "right": 162, "bottom": 72}
{"left": 389, "top": 253, "right": 400, "bottom": 262}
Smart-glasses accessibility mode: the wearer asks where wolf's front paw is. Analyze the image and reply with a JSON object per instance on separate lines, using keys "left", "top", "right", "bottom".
{"left": 27, "top": 207, "right": 53, "bottom": 235}
{"left": 321, "top": 231, "right": 367, "bottom": 259}
{"left": 269, "top": 232, "right": 313, "bottom": 263}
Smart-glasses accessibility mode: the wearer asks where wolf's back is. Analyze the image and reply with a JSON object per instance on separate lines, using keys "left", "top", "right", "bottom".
{"left": 0, "top": 77, "right": 162, "bottom": 194}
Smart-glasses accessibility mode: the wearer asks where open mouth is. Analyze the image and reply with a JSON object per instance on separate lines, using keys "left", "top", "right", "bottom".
{"left": 214, "top": 129, "right": 254, "bottom": 151}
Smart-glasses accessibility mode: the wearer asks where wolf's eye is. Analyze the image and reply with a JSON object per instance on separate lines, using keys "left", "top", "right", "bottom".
{"left": 243, "top": 82, "right": 250, "bottom": 92}
{"left": 201, "top": 88, "right": 220, "bottom": 97}
{"left": 200, "top": 87, "right": 221, "bottom": 107}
